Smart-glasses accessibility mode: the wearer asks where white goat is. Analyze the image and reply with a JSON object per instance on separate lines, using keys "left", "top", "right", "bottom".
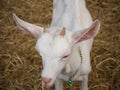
{"left": 13, "top": 0, "right": 100, "bottom": 90}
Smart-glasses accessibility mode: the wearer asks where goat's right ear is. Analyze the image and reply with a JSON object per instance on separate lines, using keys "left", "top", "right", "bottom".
{"left": 13, "top": 13, "right": 44, "bottom": 38}
{"left": 72, "top": 20, "right": 100, "bottom": 43}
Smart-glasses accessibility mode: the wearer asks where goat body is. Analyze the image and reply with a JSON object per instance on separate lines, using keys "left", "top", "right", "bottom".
{"left": 13, "top": 0, "right": 100, "bottom": 90}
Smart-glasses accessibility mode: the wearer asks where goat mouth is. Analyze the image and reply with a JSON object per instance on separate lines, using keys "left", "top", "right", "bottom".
{"left": 43, "top": 80, "right": 54, "bottom": 87}
{"left": 42, "top": 68, "right": 65, "bottom": 87}
{"left": 44, "top": 83, "right": 51, "bottom": 87}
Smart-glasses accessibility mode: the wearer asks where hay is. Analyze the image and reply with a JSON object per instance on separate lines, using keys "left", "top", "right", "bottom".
{"left": 0, "top": 0, "right": 120, "bottom": 90}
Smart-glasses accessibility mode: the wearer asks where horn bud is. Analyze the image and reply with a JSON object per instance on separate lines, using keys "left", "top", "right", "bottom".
{"left": 60, "top": 27, "right": 66, "bottom": 36}
{"left": 43, "top": 27, "right": 47, "bottom": 33}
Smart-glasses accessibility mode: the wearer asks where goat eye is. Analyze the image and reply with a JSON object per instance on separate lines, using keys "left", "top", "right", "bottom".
{"left": 62, "top": 55, "right": 69, "bottom": 59}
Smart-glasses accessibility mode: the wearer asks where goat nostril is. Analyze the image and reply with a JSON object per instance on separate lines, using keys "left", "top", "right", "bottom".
{"left": 42, "top": 77, "right": 52, "bottom": 84}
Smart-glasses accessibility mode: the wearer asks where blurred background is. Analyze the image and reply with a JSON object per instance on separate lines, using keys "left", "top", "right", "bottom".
{"left": 0, "top": 0, "right": 120, "bottom": 90}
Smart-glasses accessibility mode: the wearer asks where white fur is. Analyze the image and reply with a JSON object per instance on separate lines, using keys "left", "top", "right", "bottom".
{"left": 13, "top": 0, "right": 100, "bottom": 90}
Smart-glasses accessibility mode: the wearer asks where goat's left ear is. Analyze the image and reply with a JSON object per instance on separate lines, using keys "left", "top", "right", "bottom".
{"left": 72, "top": 20, "right": 100, "bottom": 43}
{"left": 13, "top": 13, "right": 44, "bottom": 38}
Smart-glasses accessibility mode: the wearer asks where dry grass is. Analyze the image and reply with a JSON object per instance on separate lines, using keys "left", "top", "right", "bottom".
{"left": 0, "top": 0, "right": 120, "bottom": 90}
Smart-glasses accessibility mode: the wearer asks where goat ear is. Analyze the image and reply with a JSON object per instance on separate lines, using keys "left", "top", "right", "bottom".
{"left": 72, "top": 20, "right": 100, "bottom": 43}
{"left": 13, "top": 13, "right": 44, "bottom": 38}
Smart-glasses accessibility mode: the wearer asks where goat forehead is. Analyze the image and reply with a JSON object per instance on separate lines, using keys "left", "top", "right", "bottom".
{"left": 52, "top": 37, "right": 70, "bottom": 53}
{"left": 36, "top": 33, "right": 70, "bottom": 56}
{"left": 36, "top": 34, "right": 53, "bottom": 53}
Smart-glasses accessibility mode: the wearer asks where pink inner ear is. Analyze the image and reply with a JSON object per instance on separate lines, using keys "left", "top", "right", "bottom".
{"left": 81, "top": 20, "right": 100, "bottom": 41}
{"left": 80, "top": 23, "right": 97, "bottom": 41}
{"left": 72, "top": 20, "right": 100, "bottom": 43}
{"left": 72, "top": 32, "right": 81, "bottom": 41}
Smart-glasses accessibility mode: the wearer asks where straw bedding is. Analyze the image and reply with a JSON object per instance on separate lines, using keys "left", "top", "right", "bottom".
{"left": 0, "top": 0, "right": 120, "bottom": 90}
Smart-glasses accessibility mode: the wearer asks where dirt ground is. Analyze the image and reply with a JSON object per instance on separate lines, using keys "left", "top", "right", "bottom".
{"left": 0, "top": 0, "right": 120, "bottom": 90}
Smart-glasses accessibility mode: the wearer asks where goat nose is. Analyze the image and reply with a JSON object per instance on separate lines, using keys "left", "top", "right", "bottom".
{"left": 42, "top": 77, "right": 52, "bottom": 84}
